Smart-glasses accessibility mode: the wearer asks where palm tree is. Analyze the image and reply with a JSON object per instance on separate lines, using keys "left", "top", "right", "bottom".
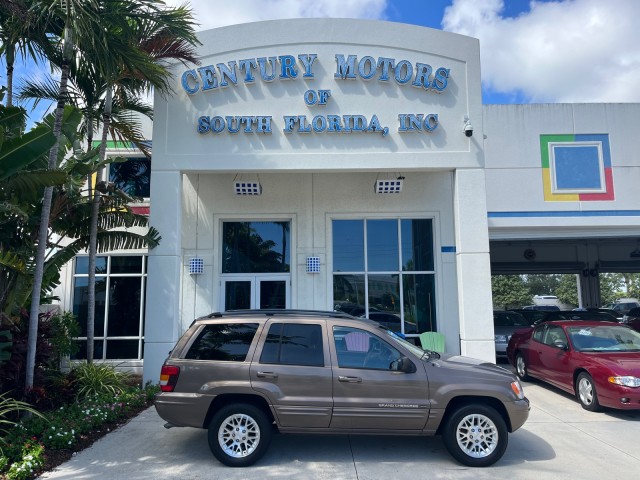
{"left": 0, "top": 0, "right": 51, "bottom": 107}
{"left": 25, "top": 0, "right": 161, "bottom": 388}
{"left": 84, "top": 2, "right": 199, "bottom": 361}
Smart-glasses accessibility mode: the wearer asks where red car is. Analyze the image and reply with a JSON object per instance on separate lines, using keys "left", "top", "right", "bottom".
{"left": 507, "top": 320, "right": 640, "bottom": 411}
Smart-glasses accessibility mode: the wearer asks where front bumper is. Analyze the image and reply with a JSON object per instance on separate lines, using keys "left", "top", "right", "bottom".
{"left": 507, "top": 397, "right": 531, "bottom": 432}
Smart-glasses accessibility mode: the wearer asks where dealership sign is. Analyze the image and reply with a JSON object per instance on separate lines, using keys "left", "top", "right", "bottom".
{"left": 181, "top": 54, "right": 450, "bottom": 137}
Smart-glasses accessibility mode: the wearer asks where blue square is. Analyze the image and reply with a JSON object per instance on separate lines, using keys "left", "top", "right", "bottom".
{"left": 552, "top": 145, "right": 603, "bottom": 190}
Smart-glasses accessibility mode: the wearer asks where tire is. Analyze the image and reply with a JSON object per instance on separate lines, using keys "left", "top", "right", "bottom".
{"left": 576, "top": 372, "right": 601, "bottom": 412}
{"left": 208, "top": 403, "right": 272, "bottom": 467}
{"left": 515, "top": 353, "right": 531, "bottom": 381}
{"left": 442, "top": 404, "right": 509, "bottom": 467}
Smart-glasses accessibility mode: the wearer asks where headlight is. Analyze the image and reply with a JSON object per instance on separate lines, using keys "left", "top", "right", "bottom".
{"left": 510, "top": 380, "right": 525, "bottom": 399}
{"left": 608, "top": 376, "right": 640, "bottom": 387}
{"left": 495, "top": 335, "right": 509, "bottom": 343}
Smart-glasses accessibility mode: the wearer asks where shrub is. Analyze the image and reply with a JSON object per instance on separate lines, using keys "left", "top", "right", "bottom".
{"left": 5, "top": 441, "right": 44, "bottom": 480}
{"left": 0, "top": 379, "right": 158, "bottom": 478}
{"left": 0, "top": 393, "right": 44, "bottom": 437}
{"left": 46, "top": 312, "right": 80, "bottom": 369}
{"left": 72, "top": 363, "right": 131, "bottom": 400}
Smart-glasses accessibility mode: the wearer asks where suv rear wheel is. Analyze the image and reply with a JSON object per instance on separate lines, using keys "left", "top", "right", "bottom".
{"left": 442, "top": 404, "right": 508, "bottom": 467}
{"left": 208, "top": 403, "right": 272, "bottom": 467}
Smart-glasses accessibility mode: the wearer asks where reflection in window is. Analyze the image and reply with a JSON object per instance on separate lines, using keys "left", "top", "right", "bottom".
{"left": 333, "top": 220, "right": 364, "bottom": 272}
{"left": 333, "top": 326, "right": 402, "bottom": 370}
{"left": 72, "top": 255, "right": 146, "bottom": 360}
{"left": 109, "top": 157, "right": 151, "bottom": 198}
{"left": 367, "top": 220, "right": 398, "bottom": 271}
{"left": 333, "top": 275, "right": 366, "bottom": 316}
{"left": 223, "top": 221, "right": 290, "bottom": 273}
{"left": 333, "top": 219, "right": 436, "bottom": 336}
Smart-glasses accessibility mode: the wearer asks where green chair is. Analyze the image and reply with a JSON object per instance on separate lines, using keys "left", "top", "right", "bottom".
{"left": 419, "top": 331, "right": 446, "bottom": 353}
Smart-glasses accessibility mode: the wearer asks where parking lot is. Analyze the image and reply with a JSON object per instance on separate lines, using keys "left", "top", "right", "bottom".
{"left": 39, "top": 370, "right": 640, "bottom": 480}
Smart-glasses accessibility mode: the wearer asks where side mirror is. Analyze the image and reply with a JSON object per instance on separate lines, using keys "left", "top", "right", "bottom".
{"left": 553, "top": 339, "right": 568, "bottom": 351}
{"left": 393, "top": 356, "right": 416, "bottom": 373}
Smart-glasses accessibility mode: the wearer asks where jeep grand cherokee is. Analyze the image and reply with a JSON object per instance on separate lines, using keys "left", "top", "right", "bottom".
{"left": 156, "top": 310, "right": 529, "bottom": 467}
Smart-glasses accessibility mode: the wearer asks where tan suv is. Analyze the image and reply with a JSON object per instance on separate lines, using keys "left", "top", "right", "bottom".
{"left": 156, "top": 310, "right": 529, "bottom": 468}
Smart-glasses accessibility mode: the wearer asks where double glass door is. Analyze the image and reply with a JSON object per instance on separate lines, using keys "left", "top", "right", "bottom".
{"left": 222, "top": 276, "right": 290, "bottom": 310}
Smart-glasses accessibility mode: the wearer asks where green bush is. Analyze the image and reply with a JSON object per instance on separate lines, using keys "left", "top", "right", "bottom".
{"left": 0, "top": 382, "right": 158, "bottom": 478}
{"left": 47, "top": 312, "right": 81, "bottom": 368}
{"left": 5, "top": 441, "right": 44, "bottom": 480}
{"left": 0, "top": 393, "right": 44, "bottom": 438}
{"left": 72, "top": 363, "right": 131, "bottom": 399}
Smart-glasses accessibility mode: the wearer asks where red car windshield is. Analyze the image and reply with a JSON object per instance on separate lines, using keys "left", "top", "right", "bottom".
{"left": 567, "top": 325, "right": 640, "bottom": 352}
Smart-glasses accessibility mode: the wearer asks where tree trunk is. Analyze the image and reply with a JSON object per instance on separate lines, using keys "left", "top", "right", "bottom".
{"left": 5, "top": 43, "right": 15, "bottom": 107}
{"left": 26, "top": 26, "right": 73, "bottom": 390}
{"left": 87, "top": 85, "right": 113, "bottom": 363}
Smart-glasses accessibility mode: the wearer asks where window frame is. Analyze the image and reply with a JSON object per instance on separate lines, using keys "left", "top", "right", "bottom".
{"left": 184, "top": 322, "right": 260, "bottom": 362}
{"left": 259, "top": 322, "right": 325, "bottom": 367}
{"left": 71, "top": 254, "right": 147, "bottom": 360}
{"left": 330, "top": 216, "right": 439, "bottom": 337}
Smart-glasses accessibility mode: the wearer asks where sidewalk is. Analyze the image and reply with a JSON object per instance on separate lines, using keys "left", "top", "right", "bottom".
{"left": 39, "top": 378, "right": 640, "bottom": 480}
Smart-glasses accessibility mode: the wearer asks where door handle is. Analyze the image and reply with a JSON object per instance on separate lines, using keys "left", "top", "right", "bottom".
{"left": 256, "top": 371, "right": 278, "bottom": 378}
{"left": 338, "top": 376, "right": 362, "bottom": 383}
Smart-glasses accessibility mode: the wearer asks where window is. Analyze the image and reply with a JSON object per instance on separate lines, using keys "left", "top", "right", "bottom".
{"left": 333, "top": 219, "right": 436, "bottom": 335}
{"left": 72, "top": 255, "right": 146, "bottom": 360}
{"left": 109, "top": 157, "right": 151, "bottom": 198}
{"left": 333, "top": 327, "right": 402, "bottom": 370}
{"left": 185, "top": 323, "right": 259, "bottom": 361}
{"left": 222, "top": 221, "right": 290, "bottom": 273}
{"left": 260, "top": 323, "right": 324, "bottom": 366}
{"left": 533, "top": 325, "right": 545, "bottom": 342}
{"left": 543, "top": 325, "right": 567, "bottom": 346}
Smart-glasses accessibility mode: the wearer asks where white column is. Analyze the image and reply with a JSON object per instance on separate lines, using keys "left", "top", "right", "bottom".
{"left": 454, "top": 169, "right": 495, "bottom": 362}
{"left": 143, "top": 170, "right": 183, "bottom": 384}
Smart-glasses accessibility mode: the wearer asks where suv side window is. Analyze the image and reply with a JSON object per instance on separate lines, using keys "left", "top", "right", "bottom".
{"left": 333, "top": 327, "right": 402, "bottom": 370}
{"left": 260, "top": 323, "right": 324, "bottom": 367}
{"left": 184, "top": 323, "right": 259, "bottom": 361}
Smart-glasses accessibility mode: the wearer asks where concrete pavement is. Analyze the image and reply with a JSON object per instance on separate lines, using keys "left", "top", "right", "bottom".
{"left": 39, "top": 377, "right": 640, "bottom": 480}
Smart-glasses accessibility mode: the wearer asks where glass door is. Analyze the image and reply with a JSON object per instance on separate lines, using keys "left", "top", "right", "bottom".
{"left": 221, "top": 275, "right": 290, "bottom": 310}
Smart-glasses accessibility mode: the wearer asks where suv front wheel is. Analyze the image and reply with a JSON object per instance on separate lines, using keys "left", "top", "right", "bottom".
{"left": 208, "top": 403, "right": 272, "bottom": 467}
{"left": 442, "top": 404, "right": 508, "bottom": 467}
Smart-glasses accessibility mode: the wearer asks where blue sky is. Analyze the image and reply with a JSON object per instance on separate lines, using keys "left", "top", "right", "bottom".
{"left": 6, "top": 0, "right": 640, "bottom": 124}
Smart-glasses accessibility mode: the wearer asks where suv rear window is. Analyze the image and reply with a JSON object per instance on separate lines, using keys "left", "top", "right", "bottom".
{"left": 260, "top": 323, "right": 324, "bottom": 367}
{"left": 185, "top": 323, "right": 259, "bottom": 361}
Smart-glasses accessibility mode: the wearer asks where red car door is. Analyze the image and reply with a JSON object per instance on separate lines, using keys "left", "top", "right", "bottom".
{"left": 523, "top": 324, "right": 546, "bottom": 376}
{"left": 536, "top": 324, "right": 573, "bottom": 389}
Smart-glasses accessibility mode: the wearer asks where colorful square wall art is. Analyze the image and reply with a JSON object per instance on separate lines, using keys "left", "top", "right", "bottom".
{"left": 540, "top": 134, "right": 614, "bottom": 201}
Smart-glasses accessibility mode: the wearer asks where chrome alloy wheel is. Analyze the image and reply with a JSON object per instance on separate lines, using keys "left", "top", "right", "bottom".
{"left": 218, "top": 413, "right": 261, "bottom": 458}
{"left": 578, "top": 376, "right": 594, "bottom": 406}
{"left": 516, "top": 355, "right": 526, "bottom": 378}
{"left": 455, "top": 414, "right": 499, "bottom": 458}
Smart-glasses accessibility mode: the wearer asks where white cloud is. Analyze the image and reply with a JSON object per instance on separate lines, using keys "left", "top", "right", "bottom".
{"left": 442, "top": 0, "right": 640, "bottom": 103}
{"left": 167, "top": 0, "right": 387, "bottom": 30}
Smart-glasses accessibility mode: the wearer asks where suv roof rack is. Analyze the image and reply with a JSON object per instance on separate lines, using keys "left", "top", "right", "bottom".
{"left": 203, "top": 309, "right": 356, "bottom": 320}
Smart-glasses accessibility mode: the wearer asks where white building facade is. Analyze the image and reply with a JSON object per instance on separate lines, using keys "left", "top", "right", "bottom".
{"left": 143, "top": 19, "right": 492, "bottom": 382}
{"left": 52, "top": 19, "right": 640, "bottom": 383}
